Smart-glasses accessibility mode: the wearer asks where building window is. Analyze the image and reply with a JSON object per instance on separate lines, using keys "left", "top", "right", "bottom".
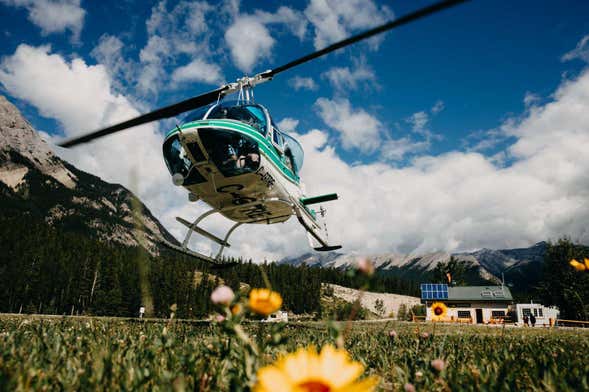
{"left": 538, "top": 308, "right": 543, "bottom": 317}
{"left": 457, "top": 311, "right": 471, "bottom": 319}
{"left": 522, "top": 308, "right": 531, "bottom": 316}
{"left": 491, "top": 311, "right": 506, "bottom": 318}
{"left": 533, "top": 309, "right": 538, "bottom": 317}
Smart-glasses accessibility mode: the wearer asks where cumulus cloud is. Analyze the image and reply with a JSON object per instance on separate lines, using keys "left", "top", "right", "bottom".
{"left": 225, "top": 5, "right": 307, "bottom": 72}
{"left": 293, "top": 68, "right": 589, "bottom": 255}
{"left": 289, "top": 76, "right": 318, "bottom": 91}
{"left": 277, "top": 117, "right": 299, "bottom": 131}
{"left": 0, "top": 44, "right": 183, "bottom": 225}
{"left": 90, "top": 35, "right": 134, "bottom": 90}
{"left": 0, "top": 0, "right": 85, "bottom": 41}
{"left": 137, "top": 1, "right": 217, "bottom": 94}
{"left": 171, "top": 58, "right": 223, "bottom": 85}
{"left": 225, "top": 17, "right": 275, "bottom": 73}
{"left": 304, "top": 0, "right": 393, "bottom": 49}
{"left": 315, "top": 97, "right": 382, "bottom": 153}
{"left": 322, "top": 63, "right": 375, "bottom": 92}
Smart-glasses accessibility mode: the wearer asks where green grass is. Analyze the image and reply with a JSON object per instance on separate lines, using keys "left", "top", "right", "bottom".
{"left": 0, "top": 315, "right": 588, "bottom": 391}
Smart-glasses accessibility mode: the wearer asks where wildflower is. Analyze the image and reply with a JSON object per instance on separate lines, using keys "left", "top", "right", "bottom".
{"left": 430, "top": 302, "right": 448, "bottom": 322}
{"left": 254, "top": 345, "right": 378, "bottom": 392}
{"left": 211, "top": 285, "right": 235, "bottom": 306}
{"left": 415, "top": 370, "right": 423, "bottom": 379}
{"left": 214, "top": 314, "right": 225, "bottom": 323}
{"left": 248, "top": 288, "right": 282, "bottom": 316}
{"left": 431, "top": 358, "right": 446, "bottom": 372}
{"left": 569, "top": 258, "right": 588, "bottom": 271}
{"left": 231, "top": 303, "right": 243, "bottom": 316}
{"left": 388, "top": 330, "right": 398, "bottom": 339}
{"left": 420, "top": 332, "right": 430, "bottom": 339}
{"left": 357, "top": 257, "right": 375, "bottom": 276}
{"left": 404, "top": 383, "right": 416, "bottom": 392}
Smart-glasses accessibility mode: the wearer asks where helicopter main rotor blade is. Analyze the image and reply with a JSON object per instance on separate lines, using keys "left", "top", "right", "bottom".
{"left": 59, "top": 0, "right": 468, "bottom": 148}
{"left": 58, "top": 85, "right": 229, "bottom": 148}
{"left": 268, "top": 0, "right": 469, "bottom": 77}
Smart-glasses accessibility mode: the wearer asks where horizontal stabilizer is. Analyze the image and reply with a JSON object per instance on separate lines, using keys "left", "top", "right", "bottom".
{"left": 300, "top": 193, "right": 338, "bottom": 205}
{"left": 176, "top": 217, "right": 230, "bottom": 247}
{"left": 314, "top": 245, "right": 342, "bottom": 252}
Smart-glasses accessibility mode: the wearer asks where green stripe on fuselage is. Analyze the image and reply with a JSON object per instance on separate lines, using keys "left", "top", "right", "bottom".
{"left": 165, "top": 120, "right": 300, "bottom": 184}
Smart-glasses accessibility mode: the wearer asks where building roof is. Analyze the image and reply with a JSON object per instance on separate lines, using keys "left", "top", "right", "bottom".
{"left": 447, "top": 286, "right": 513, "bottom": 302}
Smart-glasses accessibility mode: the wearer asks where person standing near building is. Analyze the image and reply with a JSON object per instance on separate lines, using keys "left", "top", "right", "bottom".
{"left": 523, "top": 314, "right": 529, "bottom": 327}
{"left": 530, "top": 313, "right": 536, "bottom": 327}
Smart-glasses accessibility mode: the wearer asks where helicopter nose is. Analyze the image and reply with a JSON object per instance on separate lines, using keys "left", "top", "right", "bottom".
{"left": 198, "top": 127, "right": 260, "bottom": 176}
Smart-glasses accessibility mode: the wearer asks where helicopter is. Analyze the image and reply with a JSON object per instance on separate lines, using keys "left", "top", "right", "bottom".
{"left": 59, "top": 0, "right": 468, "bottom": 266}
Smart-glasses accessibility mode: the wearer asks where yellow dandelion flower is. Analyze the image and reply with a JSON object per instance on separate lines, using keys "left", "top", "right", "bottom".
{"left": 254, "top": 345, "right": 378, "bottom": 392}
{"left": 584, "top": 258, "right": 589, "bottom": 269}
{"left": 570, "top": 259, "right": 587, "bottom": 271}
{"left": 248, "top": 288, "right": 283, "bottom": 316}
{"left": 430, "top": 302, "right": 448, "bottom": 322}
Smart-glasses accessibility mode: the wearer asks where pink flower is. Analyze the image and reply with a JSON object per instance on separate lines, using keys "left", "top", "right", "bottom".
{"left": 211, "top": 285, "right": 235, "bottom": 306}
{"left": 420, "top": 332, "right": 430, "bottom": 339}
{"left": 431, "top": 358, "right": 446, "bottom": 372}
{"left": 404, "top": 383, "right": 416, "bottom": 392}
{"left": 357, "top": 257, "right": 375, "bottom": 276}
{"left": 388, "top": 330, "right": 398, "bottom": 339}
{"left": 215, "top": 314, "right": 226, "bottom": 323}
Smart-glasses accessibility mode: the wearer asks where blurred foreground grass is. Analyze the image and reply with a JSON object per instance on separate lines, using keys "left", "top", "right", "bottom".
{"left": 1, "top": 315, "right": 588, "bottom": 391}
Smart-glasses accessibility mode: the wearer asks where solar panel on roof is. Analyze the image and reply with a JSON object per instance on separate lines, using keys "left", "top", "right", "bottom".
{"left": 420, "top": 283, "right": 448, "bottom": 300}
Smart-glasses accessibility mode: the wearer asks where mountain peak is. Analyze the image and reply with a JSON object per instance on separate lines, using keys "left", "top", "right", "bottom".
{"left": 0, "top": 95, "right": 77, "bottom": 189}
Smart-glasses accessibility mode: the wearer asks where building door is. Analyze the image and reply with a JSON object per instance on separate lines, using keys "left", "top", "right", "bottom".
{"left": 475, "top": 308, "right": 483, "bottom": 324}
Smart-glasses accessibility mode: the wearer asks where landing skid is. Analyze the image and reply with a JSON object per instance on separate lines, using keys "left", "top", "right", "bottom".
{"left": 162, "top": 208, "right": 244, "bottom": 268}
{"left": 160, "top": 239, "right": 238, "bottom": 269}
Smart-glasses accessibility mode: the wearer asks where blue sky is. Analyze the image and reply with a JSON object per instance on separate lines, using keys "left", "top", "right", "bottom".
{"left": 1, "top": 0, "right": 589, "bottom": 259}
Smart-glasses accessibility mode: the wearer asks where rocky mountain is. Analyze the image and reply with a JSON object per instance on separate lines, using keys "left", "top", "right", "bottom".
{"left": 280, "top": 242, "right": 549, "bottom": 288}
{"left": 0, "top": 95, "right": 177, "bottom": 254}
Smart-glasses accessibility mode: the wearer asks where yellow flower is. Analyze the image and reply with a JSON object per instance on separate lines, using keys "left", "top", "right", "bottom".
{"left": 570, "top": 259, "right": 587, "bottom": 271}
{"left": 430, "top": 302, "right": 448, "bottom": 322}
{"left": 254, "top": 345, "right": 378, "bottom": 392}
{"left": 248, "top": 288, "right": 283, "bottom": 316}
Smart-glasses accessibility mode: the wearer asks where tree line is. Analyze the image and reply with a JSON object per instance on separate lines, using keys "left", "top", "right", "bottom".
{"left": 0, "top": 214, "right": 419, "bottom": 318}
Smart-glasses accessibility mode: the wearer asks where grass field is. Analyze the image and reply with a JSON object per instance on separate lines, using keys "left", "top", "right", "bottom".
{"left": 1, "top": 315, "right": 588, "bottom": 391}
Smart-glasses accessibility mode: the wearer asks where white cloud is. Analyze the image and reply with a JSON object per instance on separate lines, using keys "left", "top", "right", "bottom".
{"left": 292, "top": 68, "right": 589, "bottom": 255}
{"left": 322, "top": 63, "right": 375, "bottom": 92}
{"left": 289, "top": 76, "right": 318, "bottom": 91}
{"left": 225, "top": 16, "right": 275, "bottom": 73}
{"left": 562, "top": 35, "right": 589, "bottom": 63}
{"left": 407, "top": 111, "right": 429, "bottom": 133}
{"left": 0, "top": 0, "right": 85, "bottom": 41}
{"left": 137, "top": 1, "right": 215, "bottom": 94}
{"left": 90, "top": 35, "right": 133, "bottom": 90}
{"left": 225, "top": 5, "right": 307, "bottom": 72}
{"left": 304, "top": 0, "right": 393, "bottom": 49}
{"left": 380, "top": 137, "right": 429, "bottom": 162}
{"left": 171, "top": 58, "right": 223, "bottom": 85}
{"left": 277, "top": 117, "right": 299, "bottom": 131}
{"left": 431, "top": 100, "right": 444, "bottom": 114}
{"left": 315, "top": 97, "right": 382, "bottom": 153}
{"left": 0, "top": 44, "right": 182, "bottom": 226}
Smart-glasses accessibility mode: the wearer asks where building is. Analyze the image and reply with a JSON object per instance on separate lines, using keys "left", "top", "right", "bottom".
{"left": 421, "top": 284, "right": 513, "bottom": 324}
{"left": 514, "top": 303, "right": 559, "bottom": 327}
{"left": 262, "top": 310, "right": 288, "bottom": 323}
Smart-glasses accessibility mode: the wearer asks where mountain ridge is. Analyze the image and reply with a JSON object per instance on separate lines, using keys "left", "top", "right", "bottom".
{"left": 0, "top": 95, "right": 178, "bottom": 254}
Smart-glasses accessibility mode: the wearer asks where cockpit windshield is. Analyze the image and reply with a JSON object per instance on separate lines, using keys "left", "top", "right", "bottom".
{"left": 183, "top": 104, "right": 213, "bottom": 123}
{"left": 206, "top": 101, "right": 268, "bottom": 135}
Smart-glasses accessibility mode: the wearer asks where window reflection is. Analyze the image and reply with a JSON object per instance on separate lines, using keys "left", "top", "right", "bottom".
{"left": 207, "top": 103, "right": 268, "bottom": 135}
{"left": 199, "top": 128, "right": 260, "bottom": 177}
